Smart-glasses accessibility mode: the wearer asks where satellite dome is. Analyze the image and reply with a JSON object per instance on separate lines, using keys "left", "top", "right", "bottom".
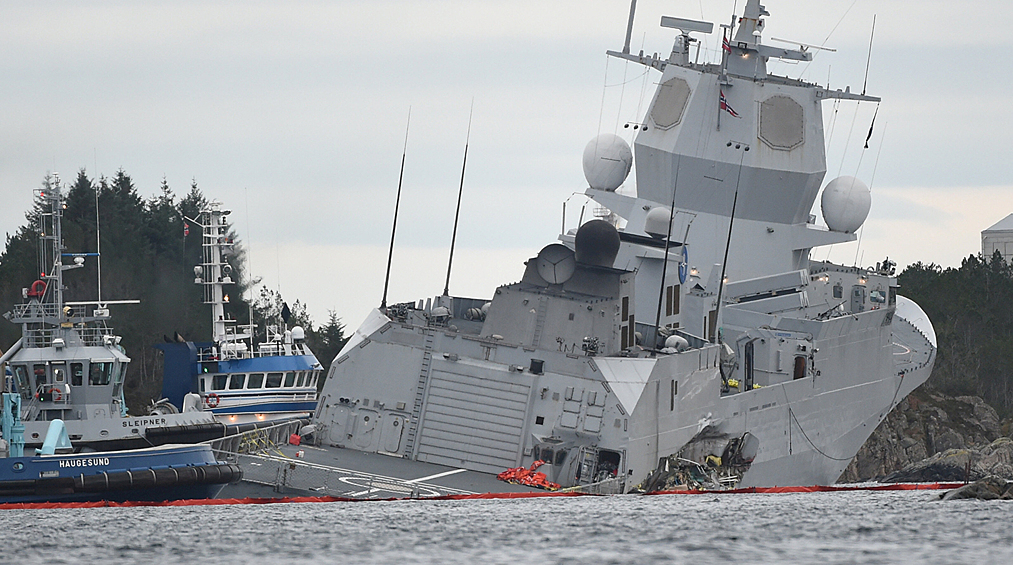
{"left": 291, "top": 326, "right": 305, "bottom": 341}
{"left": 574, "top": 220, "right": 620, "bottom": 267}
{"left": 535, "top": 244, "right": 577, "bottom": 284}
{"left": 582, "top": 134, "right": 633, "bottom": 191}
{"left": 821, "top": 176, "right": 871, "bottom": 233}
{"left": 644, "top": 207, "right": 672, "bottom": 238}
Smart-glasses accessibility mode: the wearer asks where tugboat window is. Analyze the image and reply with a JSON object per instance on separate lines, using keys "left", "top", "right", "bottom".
{"left": 284, "top": 372, "right": 296, "bottom": 387}
{"left": 296, "top": 372, "right": 306, "bottom": 387}
{"left": 212, "top": 374, "right": 228, "bottom": 390}
{"left": 34, "top": 364, "right": 47, "bottom": 389}
{"left": 247, "top": 373, "right": 265, "bottom": 388}
{"left": 266, "top": 372, "right": 283, "bottom": 388}
{"left": 229, "top": 374, "right": 246, "bottom": 390}
{"left": 13, "top": 365, "right": 30, "bottom": 395}
{"left": 71, "top": 363, "right": 83, "bottom": 386}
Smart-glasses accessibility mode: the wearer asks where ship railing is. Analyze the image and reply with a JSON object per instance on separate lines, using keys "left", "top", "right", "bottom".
{"left": 9, "top": 302, "right": 61, "bottom": 320}
{"left": 206, "top": 420, "right": 303, "bottom": 455}
{"left": 557, "top": 476, "right": 626, "bottom": 495}
{"left": 22, "top": 326, "right": 114, "bottom": 348}
{"left": 196, "top": 342, "right": 313, "bottom": 363}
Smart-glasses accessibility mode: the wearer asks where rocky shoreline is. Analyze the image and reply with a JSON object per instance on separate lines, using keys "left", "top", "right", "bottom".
{"left": 842, "top": 387, "right": 1013, "bottom": 483}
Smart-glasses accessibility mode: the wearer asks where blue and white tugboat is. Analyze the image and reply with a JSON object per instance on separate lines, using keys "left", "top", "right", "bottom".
{"left": 0, "top": 185, "right": 224, "bottom": 452}
{"left": 156, "top": 201, "right": 322, "bottom": 425}
{"left": 0, "top": 392, "right": 240, "bottom": 504}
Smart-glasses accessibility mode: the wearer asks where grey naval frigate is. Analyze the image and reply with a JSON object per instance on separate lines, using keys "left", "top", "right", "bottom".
{"left": 309, "top": 0, "right": 936, "bottom": 491}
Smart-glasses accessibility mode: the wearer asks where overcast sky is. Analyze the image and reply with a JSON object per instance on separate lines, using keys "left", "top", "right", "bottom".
{"left": 2, "top": 0, "right": 1011, "bottom": 329}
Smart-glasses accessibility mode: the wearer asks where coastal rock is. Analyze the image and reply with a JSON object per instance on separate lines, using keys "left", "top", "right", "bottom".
{"left": 881, "top": 437, "right": 1013, "bottom": 483}
{"left": 940, "top": 475, "right": 1013, "bottom": 501}
{"left": 840, "top": 389, "right": 1006, "bottom": 483}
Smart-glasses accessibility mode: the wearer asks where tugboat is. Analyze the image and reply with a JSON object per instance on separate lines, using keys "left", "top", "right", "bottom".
{"left": 309, "top": 0, "right": 936, "bottom": 491}
{"left": 0, "top": 391, "right": 240, "bottom": 504}
{"left": 0, "top": 184, "right": 223, "bottom": 452}
{"left": 155, "top": 200, "right": 322, "bottom": 425}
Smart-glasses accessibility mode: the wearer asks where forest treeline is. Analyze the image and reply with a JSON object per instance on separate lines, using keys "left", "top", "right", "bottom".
{"left": 0, "top": 170, "right": 347, "bottom": 412}
{"left": 899, "top": 253, "right": 1013, "bottom": 417}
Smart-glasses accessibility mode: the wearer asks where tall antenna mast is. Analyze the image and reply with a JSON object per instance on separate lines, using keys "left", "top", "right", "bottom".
{"left": 862, "top": 15, "right": 876, "bottom": 96}
{"left": 652, "top": 157, "right": 681, "bottom": 353}
{"left": 622, "top": 0, "right": 638, "bottom": 54}
{"left": 381, "top": 108, "right": 411, "bottom": 309}
{"left": 95, "top": 180, "right": 102, "bottom": 304}
{"left": 444, "top": 101, "right": 474, "bottom": 297}
{"left": 715, "top": 142, "right": 750, "bottom": 337}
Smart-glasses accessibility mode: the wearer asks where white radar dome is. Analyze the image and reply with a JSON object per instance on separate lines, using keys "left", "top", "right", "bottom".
{"left": 821, "top": 176, "right": 871, "bottom": 234}
{"left": 644, "top": 207, "right": 672, "bottom": 238}
{"left": 582, "top": 133, "right": 633, "bottom": 192}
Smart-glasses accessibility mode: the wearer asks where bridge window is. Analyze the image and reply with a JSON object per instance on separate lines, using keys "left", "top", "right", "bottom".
{"left": 296, "top": 372, "right": 306, "bottom": 387}
{"left": 266, "top": 372, "right": 283, "bottom": 388}
{"left": 284, "top": 372, "right": 296, "bottom": 387}
{"left": 34, "top": 364, "right": 48, "bottom": 389}
{"left": 247, "top": 373, "right": 264, "bottom": 389}
{"left": 71, "top": 363, "right": 83, "bottom": 386}
{"left": 89, "top": 363, "right": 113, "bottom": 386}
{"left": 229, "top": 374, "right": 246, "bottom": 390}
{"left": 212, "top": 374, "right": 228, "bottom": 390}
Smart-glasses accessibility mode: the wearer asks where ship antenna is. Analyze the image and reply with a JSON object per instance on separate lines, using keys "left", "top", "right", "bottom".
{"left": 381, "top": 107, "right": 411, "bottom": 310}
{"left": 95, "top": 180, "right": 102, "bottom": 304}
{"left": 622, "top": 0, "right": 638, "bottom": 54}
{"left": 715, "top": 142, "right": 750, "bottom": 339}
{"left": 862, "top": 15, "right": 876, "bottom": 96}
{"left": 652, "top": 156, "right": 681, "bottom": 353}
{"left": 444, "top": 100, "right": 474, "bottom": 297}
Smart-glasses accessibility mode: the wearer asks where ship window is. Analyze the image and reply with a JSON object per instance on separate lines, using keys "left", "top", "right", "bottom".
{"left": 542, "top": 449, "right": 554, "bottom": 464}
{"left": 889, "top": 287, "right": 897, "bottom": 306}
{"left": 266, "top": 372, "right": 283, "bottom": 388}
{"left": 666, "top": 285, "right": 681, "bottom": 316}
{"left": 89, "top": 362, "right": 112, "bottom": 386}
{"left": 310, "top": 372, "right": 318, "bottom": 388}
{"left": 671, "top": 379, "right": 678, "bottom": 411}
{"left": 212, "top": 374, "right": 228, "bottom": 390}
{"left": 535, "top": 416, "right": 545, "bottom": 425}
{"left": 247, "top": 373, "right": 264, "bottom": 389}
{"left": 296, "top": 372, "right": 306, "bottom": 387}
{"left": 13, "top": 365, "right": 30, "bottom": 395}
{"left": 229, "top": 374, "right": 246, "bottom": 390}
{"left": 555, "top": 449, "right": 567, "bottom": 466}
{"left": 112, "top": 364, "right": 126, "bottom": 386}
{"left": 284, "top": 372, "right": 296, "bottom": 387}
{"left": 52, "top": 363, "right": 65, "bottom": 383}
{"left": 34, "top": 364, "right": 48, "bottom": 389}
{"left": 870, "top": 289, "right": 887, "bottom": 304}
{"left": 833, "top": 283, "right": 843, "bottom": 299}
{"left": 199, "top": 378, "right": 206, "bottom": 392}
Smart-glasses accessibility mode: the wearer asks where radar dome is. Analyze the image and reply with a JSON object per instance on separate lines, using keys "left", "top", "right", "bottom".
{"left": 582, "top": 134, "right": 633, "bottom": 191}
{"left": 574, "top": 220, "right": 620, "bottom": 267}
{"left": 644, "top": 207, "right": 672, "bottom": 238}
{"left": 535, "top": 244, "right": 577, "bottom": 284}
{"left": 821, "top": 176, "right": 871, "bottom": 234}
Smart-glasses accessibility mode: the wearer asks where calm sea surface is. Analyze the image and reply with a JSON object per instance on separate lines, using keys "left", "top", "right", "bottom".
{"left": 3, "top": 490, "right": 1011, "bottom": 564}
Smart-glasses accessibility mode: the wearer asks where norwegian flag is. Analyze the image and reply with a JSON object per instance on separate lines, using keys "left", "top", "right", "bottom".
{"left": 184, "top": 222, "right": 190, "bottom": 237}
{"left": 720, "top": 89, "right": 740, "bottom": 118}
{"left": 722, "top": 35, "right": 732, "bottom": 53}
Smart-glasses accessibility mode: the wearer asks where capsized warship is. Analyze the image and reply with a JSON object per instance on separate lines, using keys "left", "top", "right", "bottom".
{"left": 311, "top": 0, "right": 936, "bottom": 490}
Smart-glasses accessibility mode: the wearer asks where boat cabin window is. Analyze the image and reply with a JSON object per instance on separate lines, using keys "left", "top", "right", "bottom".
{"left": 247, "top": 373, "right": 264, "bottom": 389}
{"left": 296, "top": 372, "right": 305, "bottom": 387}
{"left": 212, "top": 374, "right": 228, "bottom": 390}
{"left": 309, "top": 372, "right": 318, "bottom": 388}
{"left": 90, "top": 362, "right": 113, "bottom": 386}
{"left": 52, "top": 363, "right": 66, "bottom": 384}
{"left": 284, "top": 372, "right": 296, "bottom": 387}
{"left": 71, "top": 363, "right": 83, "bottom": 386}
{"left": 199, "top": 378, "right": 206, "bottom": 393}
{"left": 34, "top": 364, "right": 48, "bottom": 389}
{"left": 229, "top": 374, "right": 246, "bottom": 390}
{"left": 870, "top": 289, "right": 887, "bottom": 304}
{"left": 266, "top": 372, "right": 283, "bottom": 388}
{"left": 12, "top": 365, "right": 31, "bottom": 396}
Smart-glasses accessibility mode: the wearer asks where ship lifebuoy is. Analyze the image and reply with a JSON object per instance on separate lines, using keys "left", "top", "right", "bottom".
{"left": 28, "top": 280, "right": 47, "bottom": 298}
{"left": 206, "top": 393, "right": 220, "bottom": 408}
{"left": 47, "top": 387, "right": 63, "bottom": 402}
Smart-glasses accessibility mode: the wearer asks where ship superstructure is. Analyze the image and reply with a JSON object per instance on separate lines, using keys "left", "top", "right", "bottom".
{"left": 311, "top": 0, "right": 936, "bottom": 490}
{"left": 157, "top": 201, "right": 322, "bottom": 425}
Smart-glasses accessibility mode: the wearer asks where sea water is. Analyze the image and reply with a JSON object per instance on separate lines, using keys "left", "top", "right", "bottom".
{"left": 4, "top": 490, "right": 1012, "bottom": 564}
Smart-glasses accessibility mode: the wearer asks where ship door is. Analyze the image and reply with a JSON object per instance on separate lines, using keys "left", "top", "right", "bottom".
{"left": 326, "top": 404, "right": 352, "bottom": 445}
{"left": 379, "top": 414, "right": 406, "bottom": 454}
{"left": 351, "top": 409, "right": 379, "bottom": 449}
{"left": 851, "top": 286, "right": 866, "bottom": 313}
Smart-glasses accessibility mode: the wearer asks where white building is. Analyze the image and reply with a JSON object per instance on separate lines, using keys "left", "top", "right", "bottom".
{"left": 982, "top": 213, "right": 1013, "bottom": 264}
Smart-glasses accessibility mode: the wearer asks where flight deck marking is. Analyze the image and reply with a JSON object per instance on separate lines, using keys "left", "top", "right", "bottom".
{"left": 405, "top": 468, "right": 467, "bottom": 483}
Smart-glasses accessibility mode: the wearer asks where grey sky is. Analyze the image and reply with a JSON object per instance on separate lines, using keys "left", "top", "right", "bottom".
{"left": 2, "top": 0, "right": 1011, "bottom": 328}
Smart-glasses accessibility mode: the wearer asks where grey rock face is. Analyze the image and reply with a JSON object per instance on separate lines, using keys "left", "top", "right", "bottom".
{"left": 940, "top": 475, "right": 1013, "bottom": 501}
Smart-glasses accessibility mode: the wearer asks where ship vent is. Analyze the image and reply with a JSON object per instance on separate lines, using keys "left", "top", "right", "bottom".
{"left": 650, "top": 77, "right": 692, "bottom": 129}
{"left": 758, "top": 95, "right": 804, "bottom": 150}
